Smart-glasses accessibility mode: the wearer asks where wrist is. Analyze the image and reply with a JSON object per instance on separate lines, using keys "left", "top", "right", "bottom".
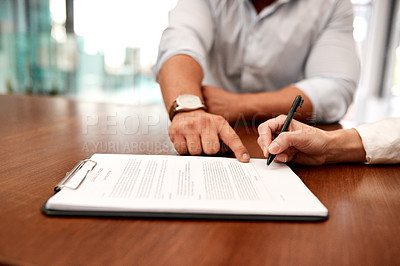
{"left": 239, "top": 93, "right": 268, "bottom": 121}
{"left": 218, "top": 92, "right": 249, "bottom": 123}
{"left": 325, "top": 129, "right": 366, "bottom": 164}
{"left": 169, "top": 94, "right": 206, "bottom": 121}
{"left": 172, "top": 109, "right": 207, "bottom": 121}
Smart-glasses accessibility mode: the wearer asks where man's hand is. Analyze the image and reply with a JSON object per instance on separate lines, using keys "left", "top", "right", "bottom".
{"left": 202, "top": 85, "right": 242, "bottom": 123}
{"left": 169, "top": 109, "right": 250, "bottom": 162}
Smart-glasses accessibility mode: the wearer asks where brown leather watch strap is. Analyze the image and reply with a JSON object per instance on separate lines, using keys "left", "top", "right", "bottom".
{"left": 168, "top": 100, "right": 206, "bottom": 121}
{"left": 168, "top": 100, "right": 179, "bottom": 121}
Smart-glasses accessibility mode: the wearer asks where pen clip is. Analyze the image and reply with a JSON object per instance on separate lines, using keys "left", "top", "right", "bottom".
{"left": 299, "top": 99, "right": 304, "bottom": 108}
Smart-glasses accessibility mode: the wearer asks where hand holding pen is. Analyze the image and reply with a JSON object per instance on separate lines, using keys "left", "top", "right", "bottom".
{"left": 258, "top": 103, "right": 369, "bottom": 166}
{"left": 263, "top": 95, "right": 304, "bottom": 166}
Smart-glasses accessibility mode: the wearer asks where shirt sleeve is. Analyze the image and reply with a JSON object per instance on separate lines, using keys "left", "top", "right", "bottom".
{"left": 355, "top": 118, "right": 400, "bottom": 164}
{"left": 295, "top": 0, "right": 360, "bottom": 123}
{"left": 152, "top": 0, "right": 214, "bottom": 79}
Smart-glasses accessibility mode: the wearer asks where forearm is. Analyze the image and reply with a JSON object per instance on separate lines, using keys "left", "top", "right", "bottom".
{"left": 325, "top": 128, "right": 366, "bottom": 164}
{"left": 157, "top": 54, "right": 204, "bottom": 109}
{"left": 239, "top": 85, "right": 314, "bottom": 122}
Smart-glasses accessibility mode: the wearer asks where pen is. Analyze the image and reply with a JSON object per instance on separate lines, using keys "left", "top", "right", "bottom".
{"left": 267, "top": 95, "right": 304, "bottom": 166}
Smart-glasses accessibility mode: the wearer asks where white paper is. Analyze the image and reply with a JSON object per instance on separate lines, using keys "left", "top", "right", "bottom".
{"left": 46, "top": 154, "right": 328, "bottom": 217}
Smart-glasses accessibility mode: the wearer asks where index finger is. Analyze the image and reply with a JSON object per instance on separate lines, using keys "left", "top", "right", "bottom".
{"left": 257, "top": 115, "right": 288, "bottom": 156}
{"left": 217, "top": 119, "right": 250, "bottom": 163}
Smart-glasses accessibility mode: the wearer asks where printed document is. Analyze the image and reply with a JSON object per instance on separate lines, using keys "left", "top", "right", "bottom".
{"left": 44, "top": 154, "right": 328, "bottom": 219}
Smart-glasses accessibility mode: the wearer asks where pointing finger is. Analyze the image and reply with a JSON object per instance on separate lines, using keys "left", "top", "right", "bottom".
{"left": 218, "top": 119, "right": 250, "bottom": 163}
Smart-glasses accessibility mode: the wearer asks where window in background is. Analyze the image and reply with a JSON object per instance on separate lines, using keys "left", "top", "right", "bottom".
{"left": 51, "top": 0, "right": 178, "bottom": 105}
{"left": 352, "top": 0, "right": 372, "bottom": 66}
{"left": 342, "top": 0, "right": 373, "bottom": 126}
{"left": 349, "top": 0, "right": 399, "bottom": 125}
{"left": 0, "top": 0, "right": 177, "bottom": 105}
{"left": 0, "top": 0, "right": 57, "bottom": 95}
{"left": 0, "top": 0, "right": 15, "bottom": 94}
{"left": 384, "top": 0, "right": 400, "bottom": 117}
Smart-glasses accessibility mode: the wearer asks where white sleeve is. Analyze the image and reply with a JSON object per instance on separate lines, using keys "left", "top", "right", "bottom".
{"left": 152, "top": 0, "right": 214, "bottom": 78}
{"left": 355, "top": 118, "right": 400, "bottom": 164}
{"left": 295, "top": 0, "right": 360, "bottom": 123}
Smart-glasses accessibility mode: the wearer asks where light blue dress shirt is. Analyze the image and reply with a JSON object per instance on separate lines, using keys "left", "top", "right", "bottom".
{"left": 154, "top": 0, "right": 360, "bottom": 123}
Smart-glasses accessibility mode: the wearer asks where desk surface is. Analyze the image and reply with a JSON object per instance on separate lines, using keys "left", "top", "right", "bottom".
{"left": 1, "top": 94, "right": 399, "bottom": 265}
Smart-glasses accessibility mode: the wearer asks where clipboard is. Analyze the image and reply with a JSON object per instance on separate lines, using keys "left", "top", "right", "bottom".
{"left": 42, "top": 154, "right": 329, "bottom": 221}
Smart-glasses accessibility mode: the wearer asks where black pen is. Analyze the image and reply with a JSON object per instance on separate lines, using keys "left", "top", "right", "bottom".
{"left": 267, "top": 95, "right": 304, "bottom": 166}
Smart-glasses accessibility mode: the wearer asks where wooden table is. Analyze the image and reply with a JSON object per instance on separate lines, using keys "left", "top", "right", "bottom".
{"left": 1, "top": 94, "right": 399, "bottom": 265}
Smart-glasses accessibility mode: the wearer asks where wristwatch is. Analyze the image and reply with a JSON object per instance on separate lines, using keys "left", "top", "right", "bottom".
{"left": 168, "top": 94, "right": 207, "bottom": 121}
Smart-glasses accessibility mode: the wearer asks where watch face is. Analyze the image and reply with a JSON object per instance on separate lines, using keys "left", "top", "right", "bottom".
{"left": 177, "top": 94, "right": 202, "bottom": 108}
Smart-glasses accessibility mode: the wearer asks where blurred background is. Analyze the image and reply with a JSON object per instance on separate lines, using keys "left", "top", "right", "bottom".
{"left": 0, "top": 0, "right": 399, "bottom": 125}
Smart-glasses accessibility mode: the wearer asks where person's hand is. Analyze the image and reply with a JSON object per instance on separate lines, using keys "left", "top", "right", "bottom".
{"left": 202, "top": 85, "right": 242, "bottom": 123}
{"left": 169, "top": 109, "right": 250, "bottom": 162}
{"left": 257, "top": 115, "right": 331, "bottom": 165}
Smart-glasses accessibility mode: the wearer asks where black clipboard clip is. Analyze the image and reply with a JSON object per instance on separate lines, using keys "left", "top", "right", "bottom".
{"left": 54, "top": 159, "right": 97, "bottom": 192}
